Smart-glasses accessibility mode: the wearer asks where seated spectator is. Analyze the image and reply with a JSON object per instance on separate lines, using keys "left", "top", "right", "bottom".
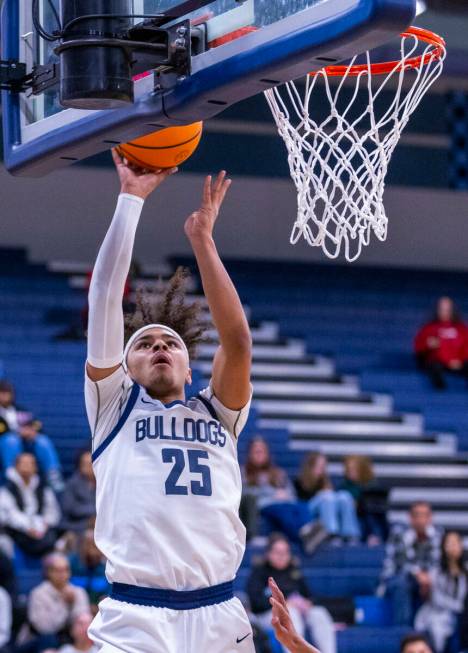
{"left": 294, "top": 453, "right": 361, "bottom": 544}
{"left": 339, "top": 455, "right": 389, "bottom": 545}
{"left": 26, "top": 554, "right": 90, "bottom": 651}
{"left": 0, "top": 381, "right": 20, "bottom": 433}
{"left": 0, "top": 418, "right": 63, "bottom": 493}
{"left": 61, "top": 452, "right": 96, "bottom": 536}
{"left": 44, "top": 613, "right": 98, "bottom": 653}
{"left": 0, "top": 453, "right": 61, "bottom": 557}
{"left": 414, "top": 531, "right": 467, "bottom": 653}
{"left": 0, "top": 585, "right": 12, "bottom": 653}
{"left": 400, "top": 633, "right": 434, "bottom": 653}
{"left": 69, "top": 529, "right": 107, "bottom": 605}
{"left": 240, "top": 437, "right": 296, "bottom": 542}
{"left": 247, "top": 533, "right": 336, "bottom": 653}
{"left": 414, "top": 297, "right": 468, "bottom": 390}
{"left": 379, "top": 501, "right": 442, "bottom": 627}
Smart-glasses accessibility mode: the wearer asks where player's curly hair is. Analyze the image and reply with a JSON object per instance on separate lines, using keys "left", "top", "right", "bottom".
{"left": 124, "top": 267, "right": 208, "bottom": 358}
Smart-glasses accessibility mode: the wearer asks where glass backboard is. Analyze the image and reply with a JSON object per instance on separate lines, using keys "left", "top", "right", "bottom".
{"left": 2, "top": 0, "right": 417, "bottom": 176}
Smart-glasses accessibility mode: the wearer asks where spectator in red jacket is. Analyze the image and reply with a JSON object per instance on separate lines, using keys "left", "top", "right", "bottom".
{"left": 414, "top": 297, "right": 468, "bottom": 389}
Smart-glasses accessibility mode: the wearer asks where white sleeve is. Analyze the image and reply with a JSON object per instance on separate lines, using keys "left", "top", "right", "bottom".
{"left": 87, "top": 193, "right": 144, "bottom": 368}
{"left": 198, "top": 381, "right": 252, "bottom": 439}
{"left": 85, "top": 366, "right": 134, "bottom": 451}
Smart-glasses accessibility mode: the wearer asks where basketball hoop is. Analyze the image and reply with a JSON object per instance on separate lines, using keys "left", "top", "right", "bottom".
{"left": 264, "top": 27, "right": 446, "bottom": 262}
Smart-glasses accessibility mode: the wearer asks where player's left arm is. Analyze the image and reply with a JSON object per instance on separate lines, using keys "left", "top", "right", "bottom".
{"left": 185, "top": 172, "right": 252, "bottom": 410}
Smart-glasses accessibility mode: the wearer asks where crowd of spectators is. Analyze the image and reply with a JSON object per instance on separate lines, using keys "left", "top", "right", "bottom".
{"left": 0, "top": 377, "right": 467, "bottom": 652}
{"left": 0, "top": 380, "right": 98, "bottom": 652}
{"left": 240, "top": 437, "right": 388, "bottom": 552}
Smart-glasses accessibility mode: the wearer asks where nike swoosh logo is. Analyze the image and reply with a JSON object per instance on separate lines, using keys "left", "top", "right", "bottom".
{"left": 141, "top": 398, "right": 155, "bottom": 404}
{"left": 236, "top": 634, "right": 251, "bottom": 644}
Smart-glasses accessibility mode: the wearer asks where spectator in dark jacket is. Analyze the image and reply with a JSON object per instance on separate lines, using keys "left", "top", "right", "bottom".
{"left": 339, "top": 455, "right": 388, "bottom": 545}
{"left": 414, "top": 297, "right": 468, "bottom": 389}
{"left": 0, "top": 453, "right": 61, "bottom": 557}
{"left": 61, "top": 452, "right": 96, "bottom": 535}
{"left": 247, "top": 533, "right": 336, "bottom": 653}
{"left": 380, "top": 501, "right": 442, "bottom": 627}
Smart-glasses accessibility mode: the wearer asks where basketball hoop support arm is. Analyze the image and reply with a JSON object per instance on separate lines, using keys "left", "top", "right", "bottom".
{"left": 0, "top": 18, "right": 204, "bottom": 99}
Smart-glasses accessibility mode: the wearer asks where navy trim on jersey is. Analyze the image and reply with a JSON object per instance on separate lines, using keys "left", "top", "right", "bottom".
{"left": 92, "top": 383, "right": 140, "bottom": 463}
{"left": 196, "top": 393, "right": 219, "bottom": 421}
{"left": 141, "top": 396, "right": 186, "bottom": 409}
{"left": 110, "top": 580, "right": 234, "bottom": 609}
{"left": 163, "top": 399, "right": 186, "bottom": 409}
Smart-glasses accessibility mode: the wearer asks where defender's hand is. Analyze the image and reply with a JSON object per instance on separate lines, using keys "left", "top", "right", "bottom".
{"left": 269, "top": 578, "right": 320, "bottom": 653}
{"left": 184, "top": 171, "right": 232, "bottom": 243}
{"left": 112, "top": 148, "right": 177, "bottom": 200}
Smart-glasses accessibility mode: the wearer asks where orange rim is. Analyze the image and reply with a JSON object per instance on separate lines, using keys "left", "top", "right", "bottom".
{"left": 311, "top": 26, "right": 446, "bottom": 78}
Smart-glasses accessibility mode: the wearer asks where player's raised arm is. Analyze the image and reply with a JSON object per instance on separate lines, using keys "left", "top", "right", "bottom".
{"left": 86, "top": 150, "right": 177, "bottom": 382}
{"left": 185, "top": 172, "right": 252, "bottom": 410}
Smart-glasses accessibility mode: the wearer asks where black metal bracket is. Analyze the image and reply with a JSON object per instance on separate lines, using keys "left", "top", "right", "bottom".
{"left": 1, "top": 17, "right": 199, "bottom": 96}
{"left": 55, "top": 18, "right": 193, "bottom": 78}
{"left": 0, "top": 59, "right": 27, "bottom": 91}
{"left": 0, "top": 59, "right": 59, "bottom": 94}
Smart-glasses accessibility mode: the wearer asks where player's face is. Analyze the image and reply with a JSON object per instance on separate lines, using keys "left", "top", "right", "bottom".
{"left": 127, "top": 328, "right": 191, "bottom": 398}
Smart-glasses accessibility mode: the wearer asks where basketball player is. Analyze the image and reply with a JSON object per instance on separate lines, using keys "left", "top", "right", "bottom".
{"left": 85, "top": 150, "right": 254, "bottom": 652}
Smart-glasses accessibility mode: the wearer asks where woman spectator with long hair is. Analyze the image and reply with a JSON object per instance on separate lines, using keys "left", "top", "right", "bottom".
{"left": 340, "top": 455, "right": 389, "bottom": 545}
{"left": 240, "top": 437, "right": 295, "bottom": 542}
{"left": 294, "top": 453, "right": 360, "bottom": 544}
{"left": 415, "top": 530, "right": 467, "bottom": 653}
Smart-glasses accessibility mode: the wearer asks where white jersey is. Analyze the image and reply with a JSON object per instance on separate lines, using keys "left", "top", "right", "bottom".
{"left": 85, "top": 367, "right": 250, "bottom": 591}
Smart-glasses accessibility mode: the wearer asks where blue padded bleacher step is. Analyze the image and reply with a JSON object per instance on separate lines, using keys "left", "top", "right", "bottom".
{"left": 235, "top": 567, "right": 379, "bottom": 599}
{"left": 337, "top": 626, "right": 410, "bottom": 653}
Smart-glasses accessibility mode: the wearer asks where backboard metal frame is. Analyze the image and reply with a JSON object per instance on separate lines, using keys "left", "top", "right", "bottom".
{"left": 2, "top": 0, "right": 416, "bottom": 177}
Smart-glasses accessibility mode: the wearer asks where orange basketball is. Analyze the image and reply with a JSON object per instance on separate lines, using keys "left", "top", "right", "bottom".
{"left": 117, "top": 122, "right": 203, "bottom": 170}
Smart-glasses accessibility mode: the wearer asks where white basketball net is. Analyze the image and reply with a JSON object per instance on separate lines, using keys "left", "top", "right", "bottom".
{"left": 264, "top": 30, "right": 446, "bottom": 262}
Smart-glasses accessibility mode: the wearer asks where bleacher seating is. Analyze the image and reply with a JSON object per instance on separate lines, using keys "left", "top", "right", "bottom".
{"left": 2, "top": 247, "right": 468, "bottom": 651}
